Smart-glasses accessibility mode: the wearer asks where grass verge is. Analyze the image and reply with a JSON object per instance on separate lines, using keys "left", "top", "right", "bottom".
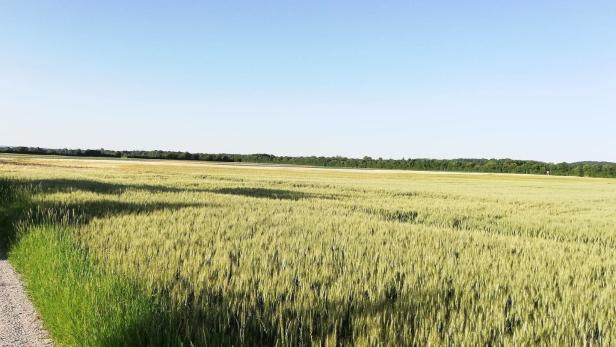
{"left": 8, "top": 224, "right": 158, "bottom": 346}
{"left": 0, "top": 178, "right": 187, "bottom": 346}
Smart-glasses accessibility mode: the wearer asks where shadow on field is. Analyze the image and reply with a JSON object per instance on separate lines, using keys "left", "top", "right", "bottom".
{"left": 0, "top": 178, "right": 208, "bottom": 255}
{"left": 100, "top": 277, "right": 472, "bottom": 347}
{"left": 0, "top": 179, "right": 30, "bottom": 256}
{"left": 210, "top": 187, "right": 321, "bottom": 200}
{"left": 26, "top": 200, "right": 208, "bottom": 226}
{"left": 20, "top": 178, "right": 333, "bottom": 201}
{"left": 23, "top": 178, "right": 193, "bottom": 195}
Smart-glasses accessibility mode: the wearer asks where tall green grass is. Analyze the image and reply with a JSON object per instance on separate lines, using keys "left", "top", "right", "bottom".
{"left": 8, "top": 224, "right": 156, "bottom": 346}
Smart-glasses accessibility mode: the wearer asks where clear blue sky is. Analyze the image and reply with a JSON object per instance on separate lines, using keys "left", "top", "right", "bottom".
{"left": 1, "top": 1, "right": 615, "bottom": 162}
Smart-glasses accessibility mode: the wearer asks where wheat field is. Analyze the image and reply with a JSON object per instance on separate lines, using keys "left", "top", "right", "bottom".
{"left": 1, "top": 154, "right": 615, "bottom": 346}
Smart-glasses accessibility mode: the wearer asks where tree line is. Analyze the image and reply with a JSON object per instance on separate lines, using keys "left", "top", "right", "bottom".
{"left": 2, "top": 146, "right": 616, "bottom": 178}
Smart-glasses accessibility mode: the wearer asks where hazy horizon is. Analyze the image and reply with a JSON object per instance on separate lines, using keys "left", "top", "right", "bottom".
{"left": 2, "top": 1, "right": 615, "bottom": 162}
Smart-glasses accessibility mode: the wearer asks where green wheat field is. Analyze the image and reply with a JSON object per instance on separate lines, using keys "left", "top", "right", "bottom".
{"left": 1, "top": 154, "right": 615, "bottom": 346}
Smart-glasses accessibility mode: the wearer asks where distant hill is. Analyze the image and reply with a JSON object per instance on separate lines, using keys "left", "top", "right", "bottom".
{"left": 1, "top": 146, "right": 615, "bottom": 178}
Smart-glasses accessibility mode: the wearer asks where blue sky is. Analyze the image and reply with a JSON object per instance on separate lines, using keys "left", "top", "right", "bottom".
{"left": 1, "top": 1, "right": 615, "bottom": 162}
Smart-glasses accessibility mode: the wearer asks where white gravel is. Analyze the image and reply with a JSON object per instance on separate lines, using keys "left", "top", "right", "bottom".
{"left": 0, "top": 250, "right": 53, "bottom": 347}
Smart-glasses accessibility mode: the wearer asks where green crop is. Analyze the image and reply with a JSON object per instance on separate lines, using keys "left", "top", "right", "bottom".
{"left": 1, "top": 154, "right": 615, "bottom": 346}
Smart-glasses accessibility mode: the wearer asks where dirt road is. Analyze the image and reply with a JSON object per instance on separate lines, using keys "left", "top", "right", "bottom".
{"left": 0, "top": 250, "right": 53, "bottom": 347}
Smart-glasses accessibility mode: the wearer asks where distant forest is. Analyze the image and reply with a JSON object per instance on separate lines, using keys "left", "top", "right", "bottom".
{"left": 2, "top": 146, "right": 616, "bottom": 178}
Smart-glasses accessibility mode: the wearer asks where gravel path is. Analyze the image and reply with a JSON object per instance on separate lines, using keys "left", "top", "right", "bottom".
{"left": 0, "top": 249, "right": 53, "bottom": 347}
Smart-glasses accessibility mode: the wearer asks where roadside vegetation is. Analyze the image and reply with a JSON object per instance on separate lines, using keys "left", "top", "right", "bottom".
{"left": 1, "top": 155, "right": 615, "bottom": 346}
{"left": 0, "top": 179, "right": 165, "bottom": 346}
